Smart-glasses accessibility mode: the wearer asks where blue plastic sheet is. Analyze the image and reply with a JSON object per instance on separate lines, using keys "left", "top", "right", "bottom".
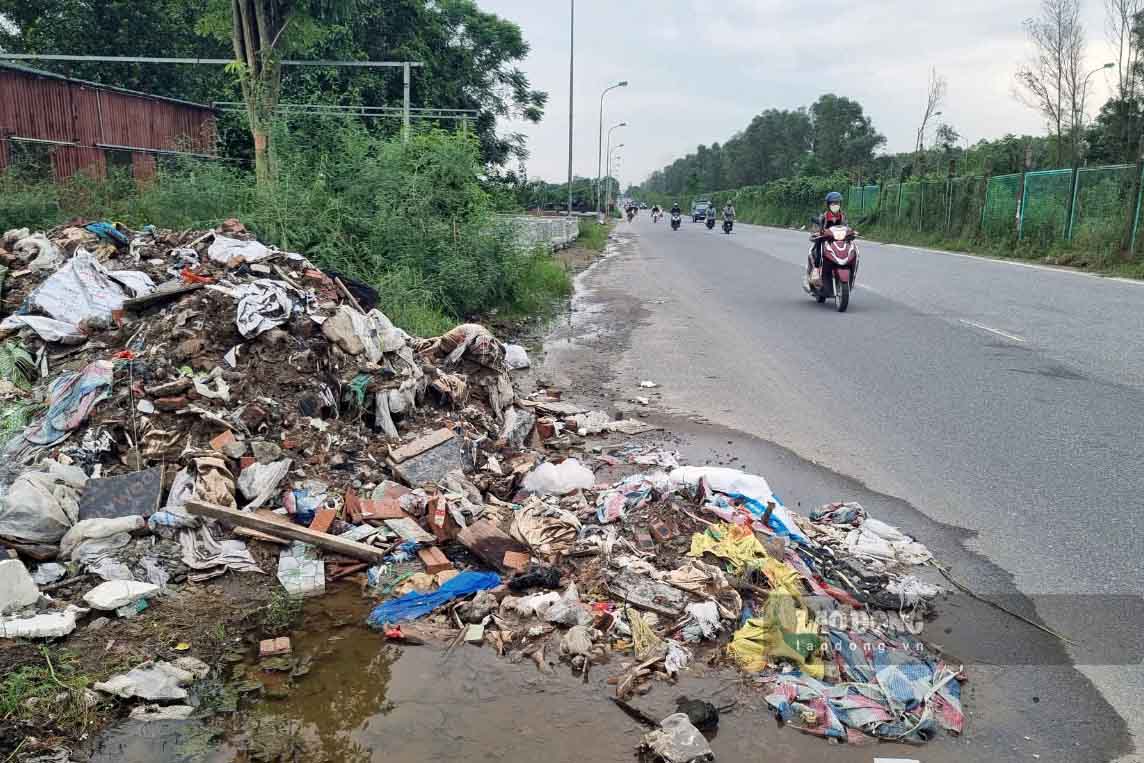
{"left": 725, "top": 492, "right": 810, "bottom": 546}
{"left": 367, "top": 570, "right": 500, "bottom": 626}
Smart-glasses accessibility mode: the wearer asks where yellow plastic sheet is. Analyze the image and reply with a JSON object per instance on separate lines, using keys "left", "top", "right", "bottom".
{"left": 728, "top": 593, "right": 824, "bottom": 679}
{"left": 688, "top": 523, "right": 767, "bottom": 573}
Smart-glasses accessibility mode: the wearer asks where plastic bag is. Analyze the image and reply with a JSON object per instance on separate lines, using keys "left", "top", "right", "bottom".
{"left": 234, "top": 279, "right": 295, "bottom": 338}
{"left": 25, "top": 250, "right": 150, "bottom": 325}
{"left": 207, "top": 235, "right": 271, "bottom": 264}
{"left": 59, "top": 516, "right": 144, "bottom": 559}
{"left": 642, "top": 713, "right": 714, "bottom": 763}
{"left": 541, "top": 582, "right": 592, "bottom": 627}
{"left": 238, "top": 459, "right": 292, "bottom": 510}
{"left": 504, "top": 343, "right": 531, "bottom": 369}
{"left": 367, "top": 570, "right": 500, "bottom": 625}
{"left": 522, "top": 459, "right": 595, "bottom": 496}
{"left": 0, "top": 459, "right": 87, "bottom": 544}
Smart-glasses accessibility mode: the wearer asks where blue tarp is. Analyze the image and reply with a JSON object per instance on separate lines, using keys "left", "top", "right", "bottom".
{"left": 367, "top": 570, "right": 501, "bottom": 626}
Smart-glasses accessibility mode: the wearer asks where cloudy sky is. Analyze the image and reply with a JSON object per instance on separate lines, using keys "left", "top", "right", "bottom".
{"left": 478, "top": 0, "right": 1119, "bottom": 184}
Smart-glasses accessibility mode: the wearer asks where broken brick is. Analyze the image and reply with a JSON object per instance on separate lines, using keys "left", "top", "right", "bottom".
{"left": 536, "top": 417, "right": 557, "bottom": 440}
{"left": 359, "top": 499, "right": 409, "bottom": 522}
{"left": 259, "top": 637, "right": 291, "bottom": 657}
{"left": 427, "top": 495, "right": 459, "bottom": 542}
{"left": 210, "top": 430, "right": 237, "bottom": 453}
{"left": 153, "top": 396, "right": 188, "bottom": 412}
{"left": 239, "top": 456, "right": 256, "bottom": 472}
{"left": 418, "top": 546, "right": 454, "bottom": 575}
{"left": 309, "top": 507, "right": 337, "bottom": 534}
{"left": 502, "top": 550, "right": 531, "bottom": 573}
{"left": 344, "top": 491, "right": 362, "bottom": 523}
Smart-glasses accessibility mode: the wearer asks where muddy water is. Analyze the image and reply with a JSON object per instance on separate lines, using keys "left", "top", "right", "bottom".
{"left": 90, "top": 586, "right": 958, "bottom": 763}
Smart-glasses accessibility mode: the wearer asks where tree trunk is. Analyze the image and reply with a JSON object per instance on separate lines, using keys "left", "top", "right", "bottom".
{"left": 231, "top": 0, "right": 285, "bottom": 187}
{"left": 1120, "top": 133, "right": 1144, "bottom": 257}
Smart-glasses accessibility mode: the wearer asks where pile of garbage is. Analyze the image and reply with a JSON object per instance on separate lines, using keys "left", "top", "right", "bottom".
{"left": 0, "top": 219, "right": 963, "bottom": 754}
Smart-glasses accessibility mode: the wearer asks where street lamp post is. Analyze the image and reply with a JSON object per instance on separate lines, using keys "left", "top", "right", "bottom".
{"left": 601, "top": 121, "right": 626, "bottom": 220}
{"left": 566, "top": 0, "right": 574, "bottom": 218}
{"left": 596, "top": 80, "right": 628, "bottom": 219}
{"left": 606, "top": 145, "right": 624, "bottom": 218}
{"left": 1067, "top": 62, "right": 1116, "bottom": 238}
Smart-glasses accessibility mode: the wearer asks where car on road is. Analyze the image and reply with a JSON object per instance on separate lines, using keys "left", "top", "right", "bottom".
{"left": 691, "top": 200, "right": 711, "bottom": 222}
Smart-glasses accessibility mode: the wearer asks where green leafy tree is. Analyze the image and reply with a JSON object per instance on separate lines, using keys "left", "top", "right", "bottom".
{"left": 809, "top": 94, "right": 885, "bottom": 172}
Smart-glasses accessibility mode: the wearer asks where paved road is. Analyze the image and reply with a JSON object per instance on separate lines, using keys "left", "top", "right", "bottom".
{"left": 563, "top": 216, "right": 1144, "bottom": 760}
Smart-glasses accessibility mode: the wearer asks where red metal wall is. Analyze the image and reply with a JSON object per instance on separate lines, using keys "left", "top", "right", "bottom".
{"left": 0, "top": 67, "right": 217, "bottom": 181}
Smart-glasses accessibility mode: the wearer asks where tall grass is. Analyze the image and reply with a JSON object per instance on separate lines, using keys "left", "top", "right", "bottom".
{"left": 577, "top": 218, "right": 611, "bottom": 251}
{"left": 0, "top": 124, "right": 571, "bottom": 334}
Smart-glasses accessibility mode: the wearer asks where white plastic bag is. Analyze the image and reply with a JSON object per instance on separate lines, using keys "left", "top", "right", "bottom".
{"left": 503, "top": 343, "right": 531, "bottom": 369}
{"left": 522, "top": 458, "right": 595, "bottom": 495}
{"left": 0, "top": 459, "right": 87, "bottom": 545}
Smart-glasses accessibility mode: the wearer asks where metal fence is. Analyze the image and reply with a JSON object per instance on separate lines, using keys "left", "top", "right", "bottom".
{"left": 842, "top": 162, "right": 1144, "bottom": 251}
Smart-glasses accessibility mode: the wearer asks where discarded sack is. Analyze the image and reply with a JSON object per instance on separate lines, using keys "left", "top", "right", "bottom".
{"left": 0, "top": 458, "right": 87, "bottom": 545}
{"left": 522, "top": 458, "right": 595, "bottom": 496}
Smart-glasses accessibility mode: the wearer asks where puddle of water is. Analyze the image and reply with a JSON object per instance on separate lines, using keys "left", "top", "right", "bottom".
{"left": 89, "top": 584, "right": 965, "bottom": 763}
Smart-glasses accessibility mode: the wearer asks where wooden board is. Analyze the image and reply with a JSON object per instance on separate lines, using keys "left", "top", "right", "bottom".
{"left": 185, "top": 499, "right": 388, "bottom": 563}
{"left": 457, "top": 520, "right": 530, "bottom": 574}
{"left": 383, "top": 517, "right": 435, "bottom": 544}
{"left": 389, "top": 428, "right": 455, "bottom": 463}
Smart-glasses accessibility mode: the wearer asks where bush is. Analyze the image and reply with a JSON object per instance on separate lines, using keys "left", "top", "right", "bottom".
{"left": 0, "top": 124, "right": 571, "bottom": 332}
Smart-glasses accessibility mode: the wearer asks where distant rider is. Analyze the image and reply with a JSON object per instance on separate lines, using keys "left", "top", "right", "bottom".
{"left": 651, "top": 204, "right": 662, "bottom": 221}
{"left": 670, "top": 201, "right": 681, "bottom": 217}
{"left": 811, "top": 191, "right": 847, "bottom": 283}
{"left": 723, "top": 201, "right": 736, "bottom": 221}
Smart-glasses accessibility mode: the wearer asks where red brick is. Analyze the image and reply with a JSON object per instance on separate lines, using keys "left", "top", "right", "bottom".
{"left": 309, "top": 507, "right": 337, "bottom": 534}
{"left": 417, "top": 546, "right": 454, "bottom": 575}
{"left": 154, "top": 396, "right": 187, "bottom": 412}
{"left": 503, "top": 550, "right": 530, "bottom": 572}
{"left": 536, "top": 417, "right": 557, "bottom": 440}
{"left": 344, "top": 491, "right": 362, "bottom": 523}
{"left": 239, "top": 456, "right": 256, "bottom": 472}
{"left": 427, "top": 495, "right": 459, "bottom": 541}
{"left": 359, "top": 499, "right": 409, "bottom": 522}
{"left": 210, "top": 430, "right": 237, "bottom": 452}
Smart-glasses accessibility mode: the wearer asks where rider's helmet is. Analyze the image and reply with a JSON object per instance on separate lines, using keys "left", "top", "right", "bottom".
{"left": 825, "top": 191, "right": 843, "bottom": 205}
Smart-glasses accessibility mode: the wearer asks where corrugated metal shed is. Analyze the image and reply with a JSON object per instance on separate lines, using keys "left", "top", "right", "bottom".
{"left": 0, "top": 62, "right": 217, "bottom": 182}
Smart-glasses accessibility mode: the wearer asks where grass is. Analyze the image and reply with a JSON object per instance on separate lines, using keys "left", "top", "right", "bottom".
{"left": 0, "top": 649, "right": 94, "bottom": 736}
{"left": 0, "top": 124, "right": 575, "bottom": 333}
{"left": 577, "top": 218, "right": 612, "bottom": 251}
{"left": 258, "top": 590, "right": 304, "bottom": 638}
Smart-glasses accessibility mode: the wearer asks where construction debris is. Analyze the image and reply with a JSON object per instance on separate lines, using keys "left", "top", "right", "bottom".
{"left": 0, "top": 219, "right": 966, "bottom": 755}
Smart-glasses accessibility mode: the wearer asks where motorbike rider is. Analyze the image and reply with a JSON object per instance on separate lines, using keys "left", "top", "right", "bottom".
{"left": 651, "top": 204, "right": 661, "bottom": 219}
{"left": 670, "top": 201, "right": 681, "bottom": 217}
{"left": 811, "top": 191, "right": 847, "bottom": 282}
{"left": 723, "top": 201, "right": 736, "bottom": 221}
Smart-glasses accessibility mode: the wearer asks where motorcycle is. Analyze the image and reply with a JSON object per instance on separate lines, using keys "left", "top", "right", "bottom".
{"left": 804, "top": 221, "right": 859, "bottom": 312}
{"left": 705, "top": 215, "right": 716, "bottom": 230}
{"left": 671, "top": 212, "right": 681, "bottom": 231}
{"left": 627, "top": 208, "right": 636, "bottom": 222}
{"left": 722, "top": 217, "right": 733, "bottom": 234}
{"left": 652, "top": 210, "right": 662, "bottom": 223}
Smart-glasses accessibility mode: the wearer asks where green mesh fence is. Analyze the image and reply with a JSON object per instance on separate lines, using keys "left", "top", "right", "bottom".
{"left": 1071, "top": 164, "right": 1136, "bottom": 244}
{"left": 948, "top": 176, "right": 986, "bottom": 238}
{"left": 1020, "top": 169, "right": 1072, "bottom": 244}
{"left": 982, "top": 173, "right": 1021, "bottom": 239}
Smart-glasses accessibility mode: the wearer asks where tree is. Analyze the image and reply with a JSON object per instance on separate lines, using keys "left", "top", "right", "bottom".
{"left": 915, "top": 68, "right": 948, "bottom": 152}
{"left": 1105, "top": 0, "right": 1144, "bottom": 158}
{"left": 809, "top": 94, "right": 885, "bottom": 172}
{"left": 935, "top": 123, "right": 961, "bottom": 152}
{"left": 1016, "top": 0, "right": 1087, "bottom": 164}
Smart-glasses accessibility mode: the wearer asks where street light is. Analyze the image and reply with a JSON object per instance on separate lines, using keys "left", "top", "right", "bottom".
{"left": 602, "top": 121, "right": 627, "bottom": 219}
{"left": 566, "top": 0, "right": 575, "bottom": 218}
{"left": 606, "top": 145, "right": 624, "bottom": 216}
{"left": 596, "top": 80, "right": 629, "bottom": 218}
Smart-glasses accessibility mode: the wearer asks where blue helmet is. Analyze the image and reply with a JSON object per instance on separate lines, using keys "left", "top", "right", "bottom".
{"left": 825, "top": 191, "right": 843, "bottom": 204}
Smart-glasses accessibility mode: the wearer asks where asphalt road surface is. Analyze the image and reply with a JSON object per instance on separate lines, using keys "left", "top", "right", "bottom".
{"left": 544, "top": 215, "right": 1144, "bottom": 762}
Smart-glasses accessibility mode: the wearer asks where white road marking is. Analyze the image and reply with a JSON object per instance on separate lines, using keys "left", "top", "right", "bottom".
{"left": 882, "top": 243, "right": 1144, "bottom": 287}
{"left": 959, "top": 319, "right": 1026, "bottom": 343}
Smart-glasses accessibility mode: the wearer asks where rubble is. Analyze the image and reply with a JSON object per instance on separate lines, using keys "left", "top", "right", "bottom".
{"left": 0, "top": 219, "right": 967, "bottom": 754}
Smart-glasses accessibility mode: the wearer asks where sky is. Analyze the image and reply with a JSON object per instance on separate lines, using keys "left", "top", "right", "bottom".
{"left": 478, "top": 0, "right": 1121, "bottom": 185}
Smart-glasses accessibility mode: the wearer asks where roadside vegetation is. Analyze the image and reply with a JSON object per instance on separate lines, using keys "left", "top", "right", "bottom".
{"left": 577, "top": 218, "right": 611, "bottom": 252}
{"left": 0, "top": 126, "right": 572, "bottom": 335}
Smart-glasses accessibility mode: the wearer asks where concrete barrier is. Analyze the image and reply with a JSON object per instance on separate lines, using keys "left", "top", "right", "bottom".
{"left": 497, "top": 215, "right": 580, "bottom": 252}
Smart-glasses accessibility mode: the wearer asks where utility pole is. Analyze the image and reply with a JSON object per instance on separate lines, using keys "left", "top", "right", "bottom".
{"left": 566, "top": 0, "right": 575, "bottom": 219}
{"left": 595, "top": 81, "right": 628, "bottom": 219}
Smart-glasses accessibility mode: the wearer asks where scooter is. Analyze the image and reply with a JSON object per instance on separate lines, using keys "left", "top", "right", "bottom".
{"left": 804, "top": 221, "right": 859, "bottom": 312}
{"left": 722, "top": 218, "right": 733, "bottom": 234}
{"left": 705, "top": 215, "right": 716, "bottom": 230}
{"left": 671, "top": 212, "right": 681, "bottom": 231}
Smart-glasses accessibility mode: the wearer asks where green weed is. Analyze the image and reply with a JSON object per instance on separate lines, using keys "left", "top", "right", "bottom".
{"left": 577, "top": 218, "right": 611, "bottom": 251}
{"left": 0, "top": 649, "right": 94, "bottom": 734}
{"left": 259, "top": 590, "right": 303, "bottom": 637}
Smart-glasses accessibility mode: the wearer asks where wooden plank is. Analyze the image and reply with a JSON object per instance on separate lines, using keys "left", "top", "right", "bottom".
{"left": 123, "top": 282, "right": 203, "bottom": 311}
{"left": 185, "top": 499, "right": 388, "bottom": 563}
{"left": 235, "top": 527, "right": 290, "bottom": 545}
{"left": 457, "top": 520, "right": 529, "bottom": 574}
{"left": 384, "top": 517, "right": 435, "bottom": 544}
{"left": 389, "top": 428, "right": 455, "bottom": 463}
